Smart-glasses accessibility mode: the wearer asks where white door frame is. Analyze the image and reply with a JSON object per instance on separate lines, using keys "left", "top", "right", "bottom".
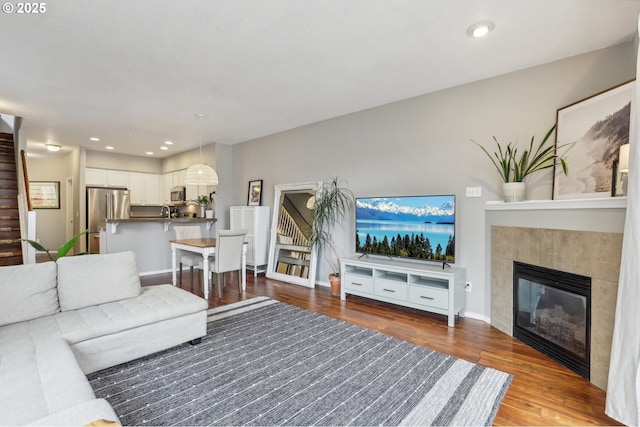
{"left": 65, "top": 177, "right": 74, "bottom": 253}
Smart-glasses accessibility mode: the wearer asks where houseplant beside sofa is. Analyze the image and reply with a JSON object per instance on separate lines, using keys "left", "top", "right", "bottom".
{"left": 0, "top": 251, "right": 208, "bottom": 426}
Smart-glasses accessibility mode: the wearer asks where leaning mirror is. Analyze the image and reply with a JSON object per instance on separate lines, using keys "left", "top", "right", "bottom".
{"left": 266, "top": 181, "right": 321, "bottom": 288}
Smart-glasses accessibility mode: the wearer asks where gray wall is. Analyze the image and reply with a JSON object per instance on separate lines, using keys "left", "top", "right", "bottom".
{"left": 29, "top": 152, "right": 78, "bottom": 250}
{"left": 230, "top": 42, "right": 636, "bottom": 319}
{"left": 87, "top": 150, "right": 162, "bottom": 173}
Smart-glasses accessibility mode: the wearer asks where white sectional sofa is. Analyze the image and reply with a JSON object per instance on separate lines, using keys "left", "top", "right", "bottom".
{"left": 0, "top": 251, "right": 208, "bottom": 426}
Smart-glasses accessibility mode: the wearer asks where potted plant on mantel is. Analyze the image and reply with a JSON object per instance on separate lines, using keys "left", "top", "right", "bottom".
{"left": 309, "top": 177, "right": 353, "bottom": 297}
{"left": 472, "top": 124, "right": 570, "bottom": 202}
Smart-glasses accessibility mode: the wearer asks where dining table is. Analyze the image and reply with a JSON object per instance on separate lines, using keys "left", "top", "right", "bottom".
{"left": 170, "top": 237, "right": 247, "bottom": 300}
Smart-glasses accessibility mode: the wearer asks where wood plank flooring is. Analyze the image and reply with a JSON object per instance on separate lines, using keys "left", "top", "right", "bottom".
{"left": 140, "top": 271, "right": 619, "bottom": 426}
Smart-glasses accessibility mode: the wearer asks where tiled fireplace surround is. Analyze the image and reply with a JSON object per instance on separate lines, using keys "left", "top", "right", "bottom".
{"left": 490, "top": 225, "right": 623, "bottom": 390}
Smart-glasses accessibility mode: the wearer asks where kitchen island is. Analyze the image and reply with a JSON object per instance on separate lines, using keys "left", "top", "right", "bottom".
{"left": 102, "top": 217, "right": 217, "bottom": 275}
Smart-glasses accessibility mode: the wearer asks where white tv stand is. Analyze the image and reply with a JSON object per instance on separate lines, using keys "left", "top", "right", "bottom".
{"left": 340, "top": 256, "right": 466, "bottom": 327}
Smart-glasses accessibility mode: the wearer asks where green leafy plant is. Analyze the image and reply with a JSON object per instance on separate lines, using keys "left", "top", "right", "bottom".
{"left": 472, "top": 124, "right": 570, "bottom": 183}
{"left": 196, "top": 195, "right": 211, "bottom": 208}
{"left": 308, "top": 177, "right": 354, "bottom": 275}
{"left": 23, "top": 229, "right": 89, "bottom": 261}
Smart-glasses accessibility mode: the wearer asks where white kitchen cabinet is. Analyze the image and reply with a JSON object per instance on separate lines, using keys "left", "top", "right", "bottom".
{"left": 230, "top": 206, "right": 270, "bottom": 276}
{"left": 161, "top": 174, "right": 172, "bottom": 204}
{"left": 129, "top": 172, "right": 162, "bottom": 205}
{"left": 106, "top": 170, "right": 129, "bottom": 188}
{"left": 85, "top": 168, "right": 107, "bottom": 186}
{"left": 162, "top": 170, "right": 187, "bottom": 204}
{"left": 85, "top": 168, "right": 129, "bottom": 188}
{"left": 185, "top": 184, "right": 208, "bottom": 203}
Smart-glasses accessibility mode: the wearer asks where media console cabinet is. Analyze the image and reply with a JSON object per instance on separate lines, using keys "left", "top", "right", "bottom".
{"left": 340, "top": 256, "right": 466, "bottom": 327}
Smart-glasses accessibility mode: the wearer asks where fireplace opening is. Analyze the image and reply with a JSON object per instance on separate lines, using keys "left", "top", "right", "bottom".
{"left": 513, "top": 262, "right": 591, "bottom": 380}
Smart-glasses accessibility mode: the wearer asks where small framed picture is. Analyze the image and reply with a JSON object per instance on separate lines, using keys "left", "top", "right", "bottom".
{"left": 553, "top": 80, "right": 634, "bottom": 200}
{"left": 247, "top": 180, "right": 263, "bottom": 206}
{"left": 29, "top": 181, "right": 60, "bottom": 209}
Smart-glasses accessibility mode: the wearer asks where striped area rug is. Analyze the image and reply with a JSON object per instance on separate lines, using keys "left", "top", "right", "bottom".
{"left": 88, "top": 297, "right": 512, "bottom": 426}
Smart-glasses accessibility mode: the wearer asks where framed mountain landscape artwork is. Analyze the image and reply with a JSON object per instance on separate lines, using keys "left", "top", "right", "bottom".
{"left": 553, "top": 80, "right": 634, "bottom": 200}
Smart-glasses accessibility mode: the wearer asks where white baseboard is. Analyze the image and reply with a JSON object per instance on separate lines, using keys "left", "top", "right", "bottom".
{"left": 139, "top": 268, "right": 175, "bottom": 277}
{"left": 462, "top": 311, "right": 490, "bottom": 324}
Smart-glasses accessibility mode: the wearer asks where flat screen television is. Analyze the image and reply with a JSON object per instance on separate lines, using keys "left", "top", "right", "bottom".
{"left": 355, "top": 194, "right": 456, "bottom": 264}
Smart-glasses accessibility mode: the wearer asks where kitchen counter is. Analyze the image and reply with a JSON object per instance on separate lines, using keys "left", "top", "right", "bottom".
{"left": 106, "top": 217, "right": 217, "bottom": 223}
{"left": 99, "top": 218, "right": 217, "bottom": 274}
{"left": 104, "top": 216, "right": 216, "bottom": 234}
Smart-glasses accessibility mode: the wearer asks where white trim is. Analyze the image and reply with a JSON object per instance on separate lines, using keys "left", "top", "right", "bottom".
{"left": 462, "top": 311, "right": 490, "bottom": 324}
{"left": 139, "top": 268, "right": 174, "bottom": 276}
{"left": 485, "top": 197, "right": 627, "bottom": 211}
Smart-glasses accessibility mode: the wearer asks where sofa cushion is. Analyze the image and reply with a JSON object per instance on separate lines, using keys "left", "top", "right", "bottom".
{"left": 0, "top": 285, "right": 207, "bottom": 355}
{"left": 0, "top": 337, "right": 96, "bottom": 425}
{"left": 57, "top": 251, "right": 141, "bottom": 311}
{"left": 0, "top": 261, "right": 59, "bottom": 327}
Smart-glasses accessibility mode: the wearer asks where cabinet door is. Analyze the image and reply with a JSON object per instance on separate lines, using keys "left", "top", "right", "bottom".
{"left": 144, "top": 174, "right": 161, "bottom": 205}
{"left": 128, "top": 173, "right": 145, "bottom": 204}
{"left": 161, "top": 173, "right": 172, "bottom": 204}
{"left": 129, "top": 172, "right": 161, "bottom": 205}
{"left": 106, "top": 170, "right": 129, "bottom": 188}
{"left": 176, "top": 170, "right": 186, "bottom": 187}
{"left": 85, "top": 168, "right": 107, "bottom": 186}
{"left": 185, "top": 184, "right": 199, "bottom": 203}
{"left": 253, "top": 206, "right": 271, "bottom": 265}
{"left": 231, "top": 207, "right": 254, "bottom": 263}
{"left": 230, "top": 207, "right": 244, "bottom": 229}
{"left": 243, "top": 208, "right": 255, "bottom": 233}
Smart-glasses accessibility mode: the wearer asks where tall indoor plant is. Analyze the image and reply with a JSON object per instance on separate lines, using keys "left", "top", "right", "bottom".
{"left": 309, "top": 177, "right": 353, "bottom": 297}
{"left": 23, "top": 229, "right": 89, "bottom": 260}
{"left": 472, "top": 124, "right": 569, "bottom": 202}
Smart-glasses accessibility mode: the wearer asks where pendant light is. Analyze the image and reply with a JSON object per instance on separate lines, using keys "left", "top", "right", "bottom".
{"left": 184, "top": 113, "right": 219, "bottom": 186}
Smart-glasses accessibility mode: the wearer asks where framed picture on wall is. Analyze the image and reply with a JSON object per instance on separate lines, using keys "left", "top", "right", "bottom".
{"left": 553, "top": 80, "right": 634, "bottom": 200}
{"left": 248, "top": 179, "right": 263, "bottom": 206}
{"left": 29, "top": 181, "right": 60, "bottom": 209}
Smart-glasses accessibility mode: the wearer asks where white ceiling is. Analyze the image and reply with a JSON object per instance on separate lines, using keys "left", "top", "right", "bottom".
{"left": 2, "top": 0, "right": 639, "bottom": 159}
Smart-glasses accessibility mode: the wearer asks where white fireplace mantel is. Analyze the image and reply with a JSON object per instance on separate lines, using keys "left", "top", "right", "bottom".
{"left": 485, "top": 197, "right": 627, "bottom": 211}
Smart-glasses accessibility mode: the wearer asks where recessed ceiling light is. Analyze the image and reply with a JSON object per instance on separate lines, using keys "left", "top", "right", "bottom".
{"left": 90, "top": 137, "right": 100, "bottom": 142}
{"left": 164, "top": 140, "right": 174, "bottom": 145}
{"left": 105, "top": 146, "right": 115, "bottom": 150}
{"left": 146, "top": 151, "right": 154, "bottom": 156}
{"left": 45, "top": 143, "right": 61, "bottom": 152}
{"left": 160, "top": 146, "right": 169, "bottom": 151}
{"left": 467, "top": 21, "right": 495, "bottom": 38}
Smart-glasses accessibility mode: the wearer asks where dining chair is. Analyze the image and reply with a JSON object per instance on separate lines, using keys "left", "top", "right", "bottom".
{"left": 173, "top": 226, "right": 203, "bottom": 290}
{"left": 201, "top": 229, "right": 247, "bottom": 298}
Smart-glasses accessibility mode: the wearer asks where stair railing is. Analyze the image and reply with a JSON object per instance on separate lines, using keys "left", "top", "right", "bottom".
{"left": 18, "top": 145, "right": 36, "bottom": 264}
{"left": 277, "top": 205, "right": 309, "bottom": 246}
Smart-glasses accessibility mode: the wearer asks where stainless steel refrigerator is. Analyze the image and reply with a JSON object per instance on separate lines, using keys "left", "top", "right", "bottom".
{"left": 86, "top": 187, "right": 130, "bottom": 253}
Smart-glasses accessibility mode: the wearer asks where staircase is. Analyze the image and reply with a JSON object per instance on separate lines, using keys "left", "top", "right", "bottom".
{"left": 0, "top": 132, "right": 22, "bottom": 266}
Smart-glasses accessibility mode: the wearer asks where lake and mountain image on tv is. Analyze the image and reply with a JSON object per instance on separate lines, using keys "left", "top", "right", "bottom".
{"left": 355, "top": 195, "right": 455, "bottom": 262}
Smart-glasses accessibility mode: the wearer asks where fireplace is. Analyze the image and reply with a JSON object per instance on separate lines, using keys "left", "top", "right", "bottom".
{"left": 513, "top": 261, "right": 591, "bottom": 380}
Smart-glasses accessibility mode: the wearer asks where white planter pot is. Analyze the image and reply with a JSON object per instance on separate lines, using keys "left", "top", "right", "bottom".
{"left": 503, "top": 182, "right": 525, "bottom": 202}
{"left": 205, "top": 209, "right": 214, "bottom": 218}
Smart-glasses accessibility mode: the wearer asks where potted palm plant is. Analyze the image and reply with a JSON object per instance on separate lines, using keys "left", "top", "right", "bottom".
{"left": 309, "top": 177, "right": 353, "bottom": 297}
{"left": 23, "top": 229, "right": 89, "bottom": 260}
{"left": 473, "top": 124, "right": 570, "bottom": 202}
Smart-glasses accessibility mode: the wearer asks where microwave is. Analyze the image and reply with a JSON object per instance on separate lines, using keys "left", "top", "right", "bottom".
{"left": 170, "top": 186, "right": 186, "bottom": 205}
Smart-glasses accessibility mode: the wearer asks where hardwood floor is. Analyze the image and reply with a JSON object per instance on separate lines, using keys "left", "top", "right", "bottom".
{"left": 141, "top": 271, "right": 619, "bottom": 426}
